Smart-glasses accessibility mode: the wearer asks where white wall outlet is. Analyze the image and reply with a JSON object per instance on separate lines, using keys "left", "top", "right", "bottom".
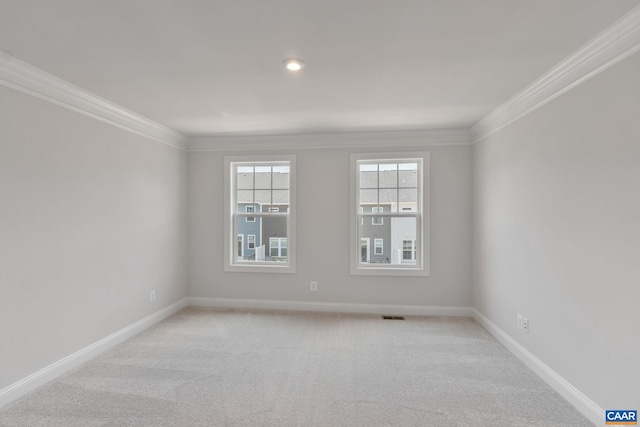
{"left": 517, "top": 314, "right": 523, "bottom": 329}
{"left": 310, "top": 281, "right": 318, "bottom": 291}
{"left": 150, "top": 290, "right": 156, "bottom": 302}
{"left": 522, "top": 317, "right": 529, "bottom": 333}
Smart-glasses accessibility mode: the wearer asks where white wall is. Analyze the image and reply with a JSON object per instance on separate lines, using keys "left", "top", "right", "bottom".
{"left": 472, "top": 52, "right": 640, "bottom": 409}
{"left": 188, "top": 140, "right": 472, "bottom": 308}
{"left": 0, "top": 86, "right": 188, "bottom": 390}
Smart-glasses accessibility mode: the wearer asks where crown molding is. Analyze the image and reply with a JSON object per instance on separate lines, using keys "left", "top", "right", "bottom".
{"left": 187, "top": 128, "right": 472, "bottom": 152}
{"left": 0, "top": 52, "right": 188, "bottom": 151}
{"left": 472, "top": 4, "right": 640, "bottom": 143}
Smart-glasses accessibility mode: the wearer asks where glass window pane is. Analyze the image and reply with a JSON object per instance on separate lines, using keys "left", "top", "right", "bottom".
{"left": 392, "top": 217, "right": 416, "bottom": 265}
{"left": 254, "top": 166, "right": 272, "bottom": 189}
{"left": 255, "top": 189, "right": 271, "bottom": 205}
{"left": 272, "top": 167, "right": 290, "bottom": 189}
{"left": 359, "top": 168, "right": 377, "bottom": 189}
{"left": 236, "top": 190, "right": 253, "bottom": 206}
{"left": 235, "top": 217, "right": 261, "bottom": 261}
{"left": 235, "top": 216, "right": 287, "bottom": 263}
{"left": 236, "top": 167, "right": 254, "bottom": 190}
{"left": 360, "top": 189, "right": 378, "bottom": 207}
{"left": 378, "top": 163, "right": 397, "bottom": 188}
{"left": 379, "top": 188, "right": 397, "bottom": 205}
{"left": 399, "top": 164, "right": 418, "bottom": 188}
{"left": 399, "top": 188, "right": 417, "bottom": 211}
{"left": 272, "top": 189, "right": 289, "bottom": 206}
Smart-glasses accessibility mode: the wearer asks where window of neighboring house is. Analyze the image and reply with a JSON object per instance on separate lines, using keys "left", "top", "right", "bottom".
{"left": 224, "top": 155, "right": 296, "bottom": 273}
{"left": 269, "top": 237, "right": 287, "bottom": 258}
{"left": 350, "top": 152, "right": 429, "bottom": 276}
{"left": 402, "top": 240, "right": 416, "bottom": 261}
{"left": 237, "top": 234, "right": 244, "bottom": 258}
{"left": 372, "top": 206, "right": 383, "bottom": 225}
{"left": 374, "top": 238, "right": 384, "bottom": 255}
{"left": 245, "top": 205, "right": 255, "bottom": 222}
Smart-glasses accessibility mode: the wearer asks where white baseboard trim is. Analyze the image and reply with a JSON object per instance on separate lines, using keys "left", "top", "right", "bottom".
{"left": 472, "top": 309, "right": 601, "bottom": 426}
{"left": 0, "top": 297, "right": 189, "bottom": 410}
{"left": 187, "top": 297, "right": 473, "bottom": 317}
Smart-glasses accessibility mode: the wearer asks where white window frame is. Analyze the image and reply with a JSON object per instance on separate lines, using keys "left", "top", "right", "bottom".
{"left": 224, "top": 155, "right": 296, "bottom": 273}
{"left": 374, "top": 238, "right": 384, "bottom": 255}
{"left": 350, "top": 152, "right": 430, "bottom": 276}
{"left": 402, "top": 239, "right": 416, "bottom": 261}
{"left": 269, "top": 237, "right": 287, "bottom": 257}
{"left": 248, "top": 234, "right": 255, "bottom": 249}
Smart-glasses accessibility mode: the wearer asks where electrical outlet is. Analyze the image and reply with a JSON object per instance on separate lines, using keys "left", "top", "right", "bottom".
{"left": 517, "top": 314, "right": 523, "bottom": 329}
{"left": 522, "top": 317, "right": 529, "bottom": 333}
{"left": 310, "top": 281, "right": 318, "bottom": 291}
{"left": 150, "top": 290, "right": 156, "bottom": 302}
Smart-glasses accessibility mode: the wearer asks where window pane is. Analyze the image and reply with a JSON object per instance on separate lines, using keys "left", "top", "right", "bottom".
{"left": 272, "top": 189, "right": 289, "bottom": 205}
{"left": 235, "top": 216, "right": 287, "bottom": 263}
{"left": 236, "top": 190, "right": 253, "bottom": 205}
{"left": 236, "top": 216, "right": 260, "bottom": 261}
{"left": 358, "top": 216, "right": 416, "bottom": 266}
{"left": 236, "top": 167, "right": 254, "bottom": 190}
{"left": 379, "top": 188, "right": 397, "bottom": 205}
{"left": 399, "top": 164, "right": 418, "bottom": 188}
{"left": 254, "top": 166, "right": 272, "bottom": 189}
{"left": 360, "top": 166, "right": 377, "bottom": 189}
{"left": 255, "top": 189, "right": 271, "bottom": 205}
{"left": 360, "top": 189, "right": 378, "bottom": 207}
{"left": 378, "top": 163, "right": 397, "bottom": 188}
{"left": 399, "top": 188, "right": 417, "bottom": 211}
{"left": 272, "top": 166, "right": 290, "bottom": 189}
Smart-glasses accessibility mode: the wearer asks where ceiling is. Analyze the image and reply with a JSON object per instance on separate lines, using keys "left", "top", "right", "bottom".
{"left": 0, "top": 1, "right": 638, "bottom": 136}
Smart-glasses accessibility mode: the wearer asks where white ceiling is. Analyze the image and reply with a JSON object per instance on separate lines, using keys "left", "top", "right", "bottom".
{"left": 0, "top": 1, "right": 638, "bottom": 136}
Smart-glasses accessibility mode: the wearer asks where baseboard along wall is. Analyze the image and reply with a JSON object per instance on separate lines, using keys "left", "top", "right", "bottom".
{"left": 0, "top": 298, "right": 189, "bottom": 409}
{"left": 0, "top": 297, "right": 602, "bottom": 427}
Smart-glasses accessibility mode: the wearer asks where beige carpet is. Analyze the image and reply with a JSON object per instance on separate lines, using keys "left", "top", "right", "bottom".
{"left": 0, "top": 307, "right": 592, "bottom": 426}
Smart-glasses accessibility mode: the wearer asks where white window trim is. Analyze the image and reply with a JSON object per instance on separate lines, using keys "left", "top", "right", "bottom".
{"left": 248, "top": 234, "right": 256, "bottom": 249}
{"left": 374, "top": 238, "right": 384, "bottom": 255}
{"left": 350, "top": 151, "right": 430, "bottom": 277}
{"left": 224, "top": 154, "right": 296, "bottom": 274}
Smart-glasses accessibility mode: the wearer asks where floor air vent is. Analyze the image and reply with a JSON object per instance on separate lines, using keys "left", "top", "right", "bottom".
{"left": 382, "top": 315, "right": 405, "bottom": 320}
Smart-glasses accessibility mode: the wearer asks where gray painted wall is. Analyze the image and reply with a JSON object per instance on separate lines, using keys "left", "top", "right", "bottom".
{"left": 188, "top": 143, "right": 472, "bottom": 307}
{"left": 0, "top": 86, "right": 188, "bottom": 390}
{"left": 472, "top": 52, "right": 640, "bottom": 409}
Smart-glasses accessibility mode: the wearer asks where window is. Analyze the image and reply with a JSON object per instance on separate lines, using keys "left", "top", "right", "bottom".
{"left": 224, "top": 155, "right": 296, "bottom": 273}
{"left": 372, "top": 206, "right": 383, "bottom": 225}
{"left": 402, "top": 240, "right": 416, "bottom": 262}
{"left": 245, "top": 206, "right": 255, "bottom": 222}
{"left": 374, "top": 238, "right": 384, "bottom": 255}
{"left": 237, "top": 235, "right": 244, "bottom": 258}
{"left": 350, "top": 152, "right": 429, "bottom": 276}
{"left": 269, "top": 237, "right": 287, "bottom": 258}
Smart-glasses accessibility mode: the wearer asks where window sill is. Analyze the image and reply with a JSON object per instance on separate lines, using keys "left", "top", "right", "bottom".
{"left": 225, "top": 263, "right": 296, "bottom": 274}
{"left": 350, "top": 266, "right": 429, "bottom": 277}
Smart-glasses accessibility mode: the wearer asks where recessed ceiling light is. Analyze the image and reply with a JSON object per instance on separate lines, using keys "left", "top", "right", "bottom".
{"left": 283, "top": 58, "right": 304, "bottom": 72}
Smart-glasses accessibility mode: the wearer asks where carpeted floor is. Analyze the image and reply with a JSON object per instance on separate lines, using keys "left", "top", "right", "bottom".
{"left": 0, "top": 307, "right": 592, "bottom": 426}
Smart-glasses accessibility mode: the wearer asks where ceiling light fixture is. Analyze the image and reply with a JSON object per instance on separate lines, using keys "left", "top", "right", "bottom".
{"left": 283, "top": 58, "right": 305, "bottom": 72}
